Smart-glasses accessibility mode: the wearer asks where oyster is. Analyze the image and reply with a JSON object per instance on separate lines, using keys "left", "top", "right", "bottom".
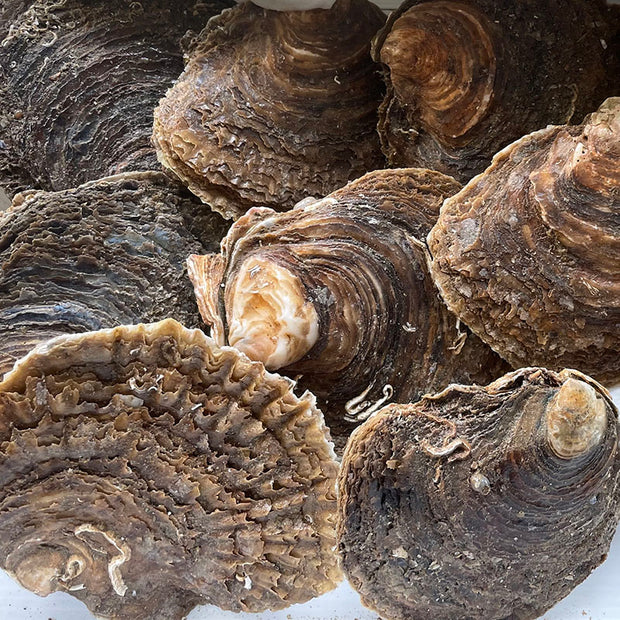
{"left": 338, "top": 367, "right": 620, "bottom": 620}
{"left": 372, "top": 0, "right": 619, "bottom": 182}
{"left": 188, "top": 168, "right": 509, "bottom": 446}
{"left": 152, "top": 0, "right": 386, "bottom": 219}
{"left": 428, "top": 98, "right": 620, "bottom": 384}
{"left": 0, "top": 320, "right": 341, "bottom": 619}
{"left": 0, "top": 0, "right": 232, "bottom": 197}
{"left": 0, "top": 171, "right": 227, "bottom": 378}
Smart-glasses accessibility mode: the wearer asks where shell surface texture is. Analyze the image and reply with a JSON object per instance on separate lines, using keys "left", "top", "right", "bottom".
{"left": 188, "top": 168, "right": 509, "bottom": 447}
{"left": 152, "top": 0, "right": 387, "bottom": 219}
{"left": 0, "top": 0, "right": 233, "bottom": 198}
{"left": 428, "top": 97, "right": 620, "bottom": 385}
{"left": 0, "top": 320, "right": 341, "bottom": 619}
{"left": 338, "top": 367, "right": 620, "bottom": 620}
{"left": 372, "top": 0, "right": 619, "bottom": 182}
{"left": 0, "top": 171, "right": 227, "bottom": 379}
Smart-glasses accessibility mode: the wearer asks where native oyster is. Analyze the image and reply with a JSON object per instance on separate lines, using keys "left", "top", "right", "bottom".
{"left": 428, "top": 98, "right": 620, "bottom": 384}
{"left": 0, "top": 0, "right": 232, "bottom": 197}
{"left": 153, "top": 0, "right": 386, "bottom": 219}
{"left": 188, "top": 168, "right": 509, "bottom": 445}
{"left": 372, "top": 0, "right": 619, "bottom": 182}
{"left": 338, "top": 367, "right": 620, "bottom": 620}
{"left": 0, "top": 320, "right": 341, "bottom": 619}
{"left": 0, "top": 171, "right": 227, "bottom": 378}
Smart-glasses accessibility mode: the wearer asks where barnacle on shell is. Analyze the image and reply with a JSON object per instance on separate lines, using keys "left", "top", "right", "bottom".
{"left": 0, "top": 319, "right": 341, "bottom": 619}
{"left": 188, "top": 168, "right": 509, "bottom": 446}
{"left": 152, "top": 0, "right": 386, "bottom": 219}
{"left": 338, "top": 367, "right": 620, "bottom": 620}
{"left": 0, "top": 0, "right": 232, "bottom": 197}
{"left": 0, "top": 171, "right": 227, "bottom": 379}
{"left": 428, "top": 98, "right": 620, "bottom": 384}
{"left": 372, "top": 0, "right": 619, "bottom": 182}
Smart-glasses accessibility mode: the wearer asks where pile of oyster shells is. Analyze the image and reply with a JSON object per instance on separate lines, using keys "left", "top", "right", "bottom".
{"left": 0, "top": 0, "right": 618, "bottom": 619}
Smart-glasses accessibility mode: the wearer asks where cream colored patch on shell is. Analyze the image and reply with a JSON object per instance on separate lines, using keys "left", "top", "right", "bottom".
{"left": 545, "top": 378, "right": 608, "bottom": 459}
{"left": 227, "top": 256, "right": 319, "bottom": 370}
{"left": 75, "top": 524, "right": 132, "bottom": 597}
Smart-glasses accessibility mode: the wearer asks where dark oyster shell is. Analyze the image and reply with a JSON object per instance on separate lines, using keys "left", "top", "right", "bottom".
{"left": 0, "top": 319, "right": 341, "bottom": 619}
{"left": 152, "top": 0, "right": 386, "bottom": 219}
{"left": 0, "top": 171, "right": 227, "bottom": 378}
{"left": 428, "top": 98, "right": 620, "bottom": 384}
{"left": 0, "top": 0, "right": 232, "bottom": 198}
{"left": 338, "top": 367, "right": 620, "bottom": 620}
{"left": 372, "top": 0, "right": 619, "bottom": 182}
{"left": 188, "top": 168, "right": 509, "bottom": 448}
{"left": 0, "top": 0, "right": 30, "bottom": 39}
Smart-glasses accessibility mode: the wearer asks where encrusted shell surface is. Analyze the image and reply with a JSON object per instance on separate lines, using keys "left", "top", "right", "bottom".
{"left": 338, "top": 367, "right": 620, "bottom": 620}
{"left": 428, "top": 98, "right": 620, "bottom": 384}
{"left": 0, "top": 0, "right": 232, "bottom": 197}
{"left": 0, "top": 171, "right": 227, "bottom": 379}
{"left": 188, "top": 168, "right": 509, "bottom": 446}
{"left": 0, "top": 319, "right": 341, "bottom": 619}
{"left": 152, "top": 0, "right": 386, "bottom": 219}
{"left": 372, "top": 0, "right": 619, "bottom": 182}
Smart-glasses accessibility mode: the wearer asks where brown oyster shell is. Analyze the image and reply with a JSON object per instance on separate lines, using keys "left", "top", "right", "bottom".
{"left": 0, "top": 171, "right": 227, "bottom": 379}
{"left": 338, "top": 367, "right": 620, "bottom": 620}
{"left": 372, "top": 0, "right": 619, "bottom": 182}
{"left": 188, "top": 168, "right": 509, "bottom": 448}
{"left": 428, "top": 98, "right": 620, "bottom": 384}
{"left": 152, "top": 0, "right": 386, "bottom": 219}
{"left": 0, "top": 0, "right": 232, "bottom": 198}
{"left": 0, "top": 319, "right": 341, "bottom": 619}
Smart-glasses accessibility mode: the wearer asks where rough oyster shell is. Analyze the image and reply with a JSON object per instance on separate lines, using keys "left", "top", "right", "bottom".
{"left": 152, "top": 0, "right": 386, "bottom": 219}
{"left": 338, "top": 367, "right": 620, "bottom": 620}
{"left": 188, "top": 168, "right": 509, "bottom": 447}
{"left": 0, "top": 171, "right": 227, "bottom": 379}
{"left": 0, "top": 319, "right": 341, "bottom": 619}
{"left": 428, "top": 98, "right": 620, "bottom": 384}
{"left": 372, "top": 0, "right": 619, "bottom": 182}
{"left": 0, "top": 0, "right": 232, "bottom": 197}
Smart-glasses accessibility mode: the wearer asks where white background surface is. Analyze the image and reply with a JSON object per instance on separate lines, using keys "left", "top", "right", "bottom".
{"left": 0, "top": 386, "right": 619, "bottom": 620}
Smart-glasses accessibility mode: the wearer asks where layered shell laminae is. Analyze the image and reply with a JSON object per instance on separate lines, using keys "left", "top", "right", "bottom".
{"left": 372, "top": 0, "right": 619, "bottom": 182}
{"left": 152, "top": 0, "right": 386, "bottom": 219}
{"left": 0, "top": 320, "right": 341, "bottom": 619}
{"left": 188, "top": 168, "right": 509, "bottom": 445}
{"left": 428, "top": 98, "right": 620, "bottom": 384}
{"left": 0, "top": 171, "right": 227, "bottom": 378}
{"left": 338, "top": 368, "right": 620, "bottom": 620}
{"left": 0, "top": 0, "right": 232, "bottom": 197}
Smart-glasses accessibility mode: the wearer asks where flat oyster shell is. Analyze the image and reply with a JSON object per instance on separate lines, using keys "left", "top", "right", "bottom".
{"left": 0, "top": 319, "right": 341, "bottom": 618}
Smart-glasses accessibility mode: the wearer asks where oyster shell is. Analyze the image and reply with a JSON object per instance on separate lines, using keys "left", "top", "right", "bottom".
{"left": 0, "top": 319, "right": 341, "bottom": 619}
{"left": 0, "top": 0, "right": 232, "bottom": 197}
{"left": 0, "top": 171, "right": 227, "bottom": 378}
{"left": 0, "top": 0, "right": 30, "bottom": 39}
{"left": 188, "top": 168, "right": 509, "bottom": 446}
{"left": 338, "top": 367, "right": 620, "bottom": 620}
{"left": 372, "top": 0, "right": 619, "bottom": 182}
{"left": 152, "top": 0, "right": 386, "bottom": 219}
{"left": 428, "top": 98, "right": 620, "bottom": 384}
